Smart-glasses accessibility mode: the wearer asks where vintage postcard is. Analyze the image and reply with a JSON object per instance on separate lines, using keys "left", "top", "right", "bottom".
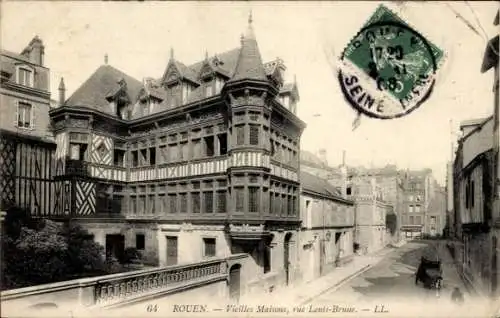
{"left": 0, "top": 1, "right": 499, "bottom": 318}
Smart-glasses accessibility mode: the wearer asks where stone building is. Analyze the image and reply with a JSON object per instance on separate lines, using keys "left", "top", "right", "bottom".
{"left": 452, "top": 115, "right": 496, "bottom": 298}
{"left": 350, "top": 178, "right": 391, "bottom": 254}
{"left": 1, "top": 36, "right": 52, "bottom": 140}
{"left": 0, "top": 37, "right": 57, "bottom": 215}
{"left": 48, "top": 15, "right": 306, "bottom": 296}
{"left": 298, "top": 171, "right": 355, "bottom": 283}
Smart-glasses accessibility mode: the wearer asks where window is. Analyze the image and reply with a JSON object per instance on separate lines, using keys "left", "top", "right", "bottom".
{"left": 216, "top": 190, "right": 226, "bottom": 213}
{"left": 131, "top": 151, "right": 139, "bottom": 167}
{"left": 415, "top": 205, "right": 421, "bottom": 213}
{"left": 136, "top": 234, "right": 145, "bottom": 250}
{"left": 287, "top": 195, "right": 293, "bottom": 215}
{"left": 235, "top": 187, "right": 244, "bottom": 211}
{"left": 249, "top": 125, "right": 259, "bottom": 145}
{"left": 168, "top": 194, "right": 177, "bottom": 213}
{"left": 204, "top": 136, "right": 214, "bottom": 157}
{"left": 181, "top": 142, "right": 189, "bottom": 160}
{"left": 218, "top": 134, "right": 227, "bottom": 155}
{"left": 249, "top": 187, "right": 259, "bottom": 213}
{"left": 158, "top": 194, "right": 165, "bottom": 213}
{"left": 17, "top": 67, "right": 33, "bottom": 87}
{"left": 149, "top": 194, "right": 155, "bottom": 214}
{"left": 204, "top": 192, "right": 213, "bottom": 213}
{"left": 192, "top": 139, "right": 202, "bottom": 159}
{"left": 114, "top": 149, "right": 125, "bottom": 166}
{"left": 192, "top": 192, "right": 201, "bottom": 213}
{"left": 470, "top": 181, "right": 475, "bottom": 208}
{"left": 203, "top": 238, "right": 216, "bottom": 257}
{"left": 149, "top": 147, "right": 156, "bottom": 165}
{"left": 130, "top": 196, "right": 137, "bottom": 214}
{"left": 205, "top": 85, "right": 214, "bottom": 98}
{"left": 305, "top": 199, "right": 312, "bottom": 227}
{"left": 409, "top": 205, "right": 414, "bottom": 213}
{"left": 236, "top": 126, "right": 244, "bottom": 145}
{"left": 430, "top": 216, "right": 436, "bottom": 225}
{"left": 409, "top": 216, "right": 414, "bottom": 225}
{"left": 263, "top": 241, "right": 271, "bottom": 273}
{"left": 17, "top": 102, "right": 32, "bottom": 128}
{"left": 159, "top": 145, "right": 167, "bottom": 163}
{"left": 180, "top": 193, "right": 187, "bottom": 213}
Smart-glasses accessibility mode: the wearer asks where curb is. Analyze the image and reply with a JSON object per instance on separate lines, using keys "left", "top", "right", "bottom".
{"left": 298, "top": 262, "right": 375, "bottom": 305}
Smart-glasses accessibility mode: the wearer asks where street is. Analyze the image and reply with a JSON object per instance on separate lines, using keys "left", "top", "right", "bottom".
{"left": 306, "top": 241, "right": 493, "bottom": 317}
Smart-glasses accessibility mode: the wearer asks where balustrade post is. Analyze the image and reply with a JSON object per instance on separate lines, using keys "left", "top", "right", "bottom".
{"left": 78, "top": 278, "right": 97, "bottom": 307}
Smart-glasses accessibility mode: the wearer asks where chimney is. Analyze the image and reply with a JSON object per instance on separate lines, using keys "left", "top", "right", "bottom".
{"left": 58, "top": 78, "right": 65, "bottom": 107}
{"left": 24, "top": 36, "right": 45, "bottom": 66}
{"left": 340, "top": 150, "right": 347, "bottom": 198}
{"left": 318, "top": 148, "right": 328, "bottom": 166}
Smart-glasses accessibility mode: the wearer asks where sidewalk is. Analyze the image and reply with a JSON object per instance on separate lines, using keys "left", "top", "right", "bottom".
{"left": 242, "top": 245, "right": 396, "bottom": 306}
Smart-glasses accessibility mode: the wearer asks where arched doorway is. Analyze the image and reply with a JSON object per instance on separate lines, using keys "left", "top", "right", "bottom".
{"left": 229, "top": 264, "right": 241, "bottom": 303}
{"left": 492, "top": 236, "right": 498, "bottom": 296}
{"left": 284, "top": 232, "right": 293, "bottom": 286}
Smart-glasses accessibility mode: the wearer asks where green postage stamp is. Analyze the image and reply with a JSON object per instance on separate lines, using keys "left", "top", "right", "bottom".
{"left": 338, "top": 5, "right": 444, "bottom": 119}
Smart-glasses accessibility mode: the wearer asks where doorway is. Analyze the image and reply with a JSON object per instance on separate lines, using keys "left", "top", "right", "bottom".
{"left": 166, "top": 236, "right": 178, "bottom": 266}
{"left": 229, "top": 264, "right": 241, "bottom": 302}
{"left": 105, "top": 234, "right": 125, "bottom": 262}
{"left": 284, "top": 232, "right": 292, "bottom": 286}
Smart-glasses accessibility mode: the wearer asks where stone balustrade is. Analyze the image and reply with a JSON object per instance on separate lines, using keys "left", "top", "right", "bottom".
{"left": 1, "top": 254, "right": 248, "bottom": 313}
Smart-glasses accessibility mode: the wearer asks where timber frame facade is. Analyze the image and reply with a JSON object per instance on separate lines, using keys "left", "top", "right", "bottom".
{"left": 48, "top": 16, "right": 306, "bottom": 268}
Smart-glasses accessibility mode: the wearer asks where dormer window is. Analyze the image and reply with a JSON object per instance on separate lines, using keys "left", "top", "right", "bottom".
{"left": 205, "top": 84, "right": 213, "bottom": 98}
{"left": 17, "top": 66, "right": 33, "bottom": 87}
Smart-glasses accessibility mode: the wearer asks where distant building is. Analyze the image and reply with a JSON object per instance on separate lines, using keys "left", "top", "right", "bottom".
{"left": 350, "top": 178, "right": 392, "bottom": 254}
{"left": 398, "top": 169, "right": 444, "bottom": 239}
{"left": 298, "top": 171, "right": 355, "bottom": 282}
{"left": 1, "top": 36, "right": 52, "bottom": 140}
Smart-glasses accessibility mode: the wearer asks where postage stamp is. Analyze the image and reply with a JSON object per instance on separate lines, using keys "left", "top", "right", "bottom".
{"left": 338, "top": 5, "right": 445, "bottom": 119}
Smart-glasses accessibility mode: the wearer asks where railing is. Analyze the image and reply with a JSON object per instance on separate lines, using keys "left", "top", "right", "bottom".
{"left": 94, "top": 259, "right": 226, "bottom": 307}
{"left": 1, "top": 254, "right": 247, "bottom": 312}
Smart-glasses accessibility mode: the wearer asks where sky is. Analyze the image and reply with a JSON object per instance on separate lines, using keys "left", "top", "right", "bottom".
{"left": 2, "top": 1, "right": 498, "bottom": 185}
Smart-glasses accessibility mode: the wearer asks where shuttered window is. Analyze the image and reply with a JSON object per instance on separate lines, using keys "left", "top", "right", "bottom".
{"left": 17, "top": 102, "right": 32, "bottom": 128}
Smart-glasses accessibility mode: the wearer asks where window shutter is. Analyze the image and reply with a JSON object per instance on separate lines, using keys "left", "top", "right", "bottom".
{"left": 31, "top": 104, "right": 36, "bottom": 131}
{"left": 14, "top": 101, "right": 18, "bottom": 128}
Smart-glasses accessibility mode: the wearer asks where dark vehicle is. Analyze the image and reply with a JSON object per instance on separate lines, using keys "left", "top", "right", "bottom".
{"left": 415, "top": 257, "right": 443, "bottom": 290}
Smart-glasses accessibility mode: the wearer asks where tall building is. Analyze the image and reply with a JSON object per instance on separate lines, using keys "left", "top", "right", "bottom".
{"left": 0, "top": 37, "right": 55, "bottom": 215}
{"left": 399, "top": 169, "right": 444, "bottom": 238}
{"left": 1, "top": 36, "right": 52, "bottom": 140}
{"left": 48, "top": 15, "right": 306, "bottom": 292}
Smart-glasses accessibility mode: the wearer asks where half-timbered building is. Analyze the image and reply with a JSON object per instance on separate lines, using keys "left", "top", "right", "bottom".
{"left": 0, "top": 37, "right": 56, "bottom": 214}
{"left": 48, "top": 15, "right": 305, "bottom": 289}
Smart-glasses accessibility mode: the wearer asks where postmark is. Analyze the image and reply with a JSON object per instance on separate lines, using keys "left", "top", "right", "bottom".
{"left": 338, "top": 5, "right": 444, "bottom": 119}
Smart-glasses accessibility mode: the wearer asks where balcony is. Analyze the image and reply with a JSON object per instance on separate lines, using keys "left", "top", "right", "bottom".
{"left": 65, "top": 160, "right": 127, "bottom": 182}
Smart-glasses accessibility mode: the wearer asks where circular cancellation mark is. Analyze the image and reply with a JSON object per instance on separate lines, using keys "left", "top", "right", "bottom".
{"left": 338, "top": 20, "right": 441, "bottom": 120}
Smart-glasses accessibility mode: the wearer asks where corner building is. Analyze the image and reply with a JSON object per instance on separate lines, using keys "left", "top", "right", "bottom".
{"left": 49, "top": 17, "right": 305, "bottom": 288}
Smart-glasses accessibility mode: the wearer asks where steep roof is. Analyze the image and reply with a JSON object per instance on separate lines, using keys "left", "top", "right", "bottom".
{"left": 227, "top": 17, "right": 268, "bottom": 84}
{"left": 481, "top": 35, "right": 499, "bottom": 73}
{"left": 64, "top": 64, "right": 143, "bottom": 115}
{"left": 300, "top": 170, "right": 347, "bottom": 202}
